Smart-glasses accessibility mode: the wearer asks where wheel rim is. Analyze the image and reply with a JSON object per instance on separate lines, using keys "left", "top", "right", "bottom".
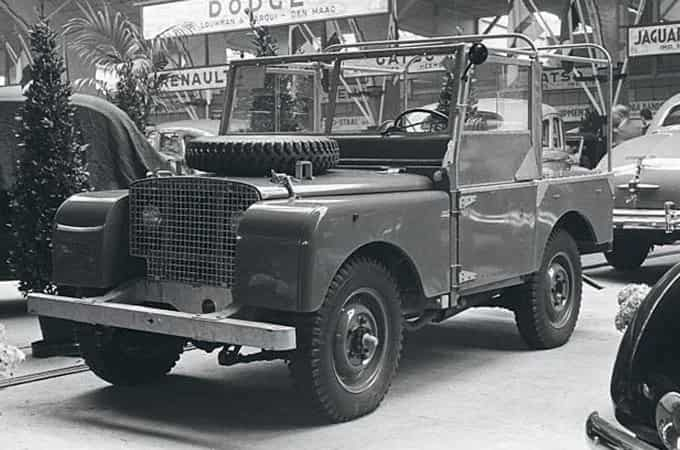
{"left": 545, "top": 251, "right": 575, "bottom": 328}
{"left": 332, "top": 287, "right": 389, "bottom": 394}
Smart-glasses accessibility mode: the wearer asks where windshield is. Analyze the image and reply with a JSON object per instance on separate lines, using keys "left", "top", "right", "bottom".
{"left": 328, "top": 53, "right": 460, "bottom": 133}
{"left": 223, "top": 45, "right": 530, "bottom": 136}
{"left": 227, "top": 64, "right": 320, "bottom": 133}
{"left": 224, "top": 49, "right": 465, "bottom": 135}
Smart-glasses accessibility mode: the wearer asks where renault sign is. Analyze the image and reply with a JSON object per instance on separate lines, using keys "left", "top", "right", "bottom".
{"left": 158, "top": 65, "right": 230, "bottom": 92}
{"left": 628, "top": 22, "right": 680, "bottom": 57}
{"left": 142, "top": 0, "right": 390, "bottom": 39}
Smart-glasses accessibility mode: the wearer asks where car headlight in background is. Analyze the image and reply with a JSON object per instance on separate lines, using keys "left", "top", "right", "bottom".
{"left": 657, "top": 392, "right": 680, "bottom": 450}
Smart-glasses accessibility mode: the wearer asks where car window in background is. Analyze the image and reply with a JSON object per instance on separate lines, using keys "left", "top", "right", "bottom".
{"left": 662, "top": 105, "right": 680, "bottom": 127}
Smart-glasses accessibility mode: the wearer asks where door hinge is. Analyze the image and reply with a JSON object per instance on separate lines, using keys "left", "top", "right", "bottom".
{"left": 459, "top": 194, "right": 477, "bottom": 210}
{"left": 459, "top": 270, "right": 477, "bottom": 283}
{"left": 451, "top": 265, "right": 478, "bottom": 286}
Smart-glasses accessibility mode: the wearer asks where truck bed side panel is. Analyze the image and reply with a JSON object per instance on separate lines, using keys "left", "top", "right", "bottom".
{"left": 535, "top": 175, "right": 614, "bottom": 266}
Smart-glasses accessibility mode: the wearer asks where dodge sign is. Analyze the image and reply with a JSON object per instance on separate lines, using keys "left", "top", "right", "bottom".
{"left": 142, "top": 0, "right": 390, "bottom": 39}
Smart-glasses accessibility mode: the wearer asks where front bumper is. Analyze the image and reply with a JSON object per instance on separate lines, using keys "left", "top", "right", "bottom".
{"left": 586, "top": 412, "right": 660, "bottom": 450}
{"left": 27, "top": 291, "right": 296, "bottom": 351}
{"left": 613, "top": 203, "right": 680, "bottom": 233}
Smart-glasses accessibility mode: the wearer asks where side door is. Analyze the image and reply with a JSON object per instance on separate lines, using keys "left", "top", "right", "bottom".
{"left": 455, "top": 56, "right": 539, "bottom": 291}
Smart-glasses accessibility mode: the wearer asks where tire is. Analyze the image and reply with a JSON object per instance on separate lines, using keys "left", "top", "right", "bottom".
{"left": 288, "top": 257, "right": 403, "bottom": 422}
{"left": 514, "top": 229, "right": 582, "bottom": 349}
{"left": 77, "top": 325, "right": 185, "bottom": 386}
{"left": 185, "top": 135, "right": 340, "bottom": 176}
{"left": 605, "top": 234, "right": 651, "bottom": 271}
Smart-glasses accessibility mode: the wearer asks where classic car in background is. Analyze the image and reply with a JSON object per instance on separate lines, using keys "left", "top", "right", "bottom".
{"left": 145, "top": 119, "right": 219, "bottom": 172}
{"left": 0, "top": 86, "right": 173, "bottom": 280}
{"left": 600, "top": 93, "right": 680, "bottom": 271}
{"left": 587, "top": 263, "right": 680, "bottom": 450}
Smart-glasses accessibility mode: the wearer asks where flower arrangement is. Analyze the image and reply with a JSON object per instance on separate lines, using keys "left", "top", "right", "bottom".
{"left": 615, "top": 283, "right": 652, "bottom": 332}
{"left": 0, "top": 324, "right": 25, "bottom": 378}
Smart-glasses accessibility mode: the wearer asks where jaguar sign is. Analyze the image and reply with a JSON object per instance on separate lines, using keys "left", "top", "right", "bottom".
{"left": 628, "top": 22, "right": 680, "bottom": 57}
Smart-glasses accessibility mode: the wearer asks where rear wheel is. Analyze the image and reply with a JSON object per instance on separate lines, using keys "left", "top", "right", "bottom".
{"left": 514, "top": 230, "right": 582, "bottom": 349}
{"left": 77, "top": 325, "right": 185, "bottom": 386}
{"left": 288, "top": 257, "right": 403, "bottom": 422}
{"left": 605, "top": 234, "right": 651, "bottom": 271}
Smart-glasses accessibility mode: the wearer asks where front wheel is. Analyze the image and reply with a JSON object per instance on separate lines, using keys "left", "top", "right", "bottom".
{"left": 77, "top": 325, "right": 186, "bottom": 386}
{"left": 289, "top": 257, "right": 403, "bottom": 422}
{"left": 514, "top": 230, "right": 582, "bottom": 349}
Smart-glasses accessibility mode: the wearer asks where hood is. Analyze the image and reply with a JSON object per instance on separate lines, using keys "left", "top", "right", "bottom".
{"left": 221, "top": 169, "right": 434, "bottom": 200}
{"left": 606, "top": 131, "right": 680, "bottom": 168}
{"left": 610, "top": 262, "right": 680, "bottom": 445}
{"left": 602, "top": 132, "right": 680, "bottom": 208}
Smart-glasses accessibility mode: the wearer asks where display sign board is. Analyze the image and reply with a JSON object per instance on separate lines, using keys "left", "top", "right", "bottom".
{"left": 142, "top": 0, "right": 390, "bottom": 39}
{"left": 542, "top": 69, "right": 597, "bottom": 91}
{"left": 555, "top": 100, "right": 664, "bottom": 123}
{"left": 157, "top": 65, "right": 230, "bottom": 92}
{"left": 628, "top": 22, "right": 680, "bottom": 57}
{"left": 554, "top": 104, "right": 591, "bottom": 122}
{"left": 341, "top": 54, "right": 450, "bottom": 78}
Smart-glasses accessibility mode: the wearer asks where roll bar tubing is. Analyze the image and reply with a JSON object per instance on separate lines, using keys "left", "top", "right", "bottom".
{"left": 324, "top": 33, "right": 537, "bottom": 53}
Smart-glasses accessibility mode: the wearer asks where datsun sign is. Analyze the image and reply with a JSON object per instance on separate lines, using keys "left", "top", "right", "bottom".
{"left": 142, "top": 0, "right": 389, "bottom": 39}
{"left": 628, "top": 22, "right": 680, "bottom": 57}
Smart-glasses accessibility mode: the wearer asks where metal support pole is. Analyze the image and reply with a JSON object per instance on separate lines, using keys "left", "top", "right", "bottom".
{"left": 3, "top": 41, "right": 10, "bottom": 85}
{"left": 574, "top": 0, "right": 606, "bottom": 114}
{"left": 613, "top": 0, "right": 647, "bottom": 106}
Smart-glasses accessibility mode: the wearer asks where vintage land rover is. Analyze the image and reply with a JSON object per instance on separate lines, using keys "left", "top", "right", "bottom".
{"left": 28, "top": 34, "right": 614, "bottom": 422}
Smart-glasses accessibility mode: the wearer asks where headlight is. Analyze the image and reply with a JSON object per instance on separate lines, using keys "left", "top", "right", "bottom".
{"left": 142, "top": 205, "right": 163, "bottom": 228}
{"left": 656, "top": 392, "right": 680, "bottom": 450}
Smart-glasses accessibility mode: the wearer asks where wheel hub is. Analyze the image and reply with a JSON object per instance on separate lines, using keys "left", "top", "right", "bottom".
{"left": 545, "top": 253, "right": 574, "bottom": 327}
{"left": 332, "top": 289, "right": 388, "bottom": 393}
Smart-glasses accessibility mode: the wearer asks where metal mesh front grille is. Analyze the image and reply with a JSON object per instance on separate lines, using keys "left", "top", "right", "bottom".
{"left": 130, "top": 177, "right": 260, "bottom": 287}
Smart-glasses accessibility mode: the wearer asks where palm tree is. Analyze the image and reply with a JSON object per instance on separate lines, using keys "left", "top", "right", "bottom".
{"left": 64, "top": 1, "right": 193, "bottom": 131}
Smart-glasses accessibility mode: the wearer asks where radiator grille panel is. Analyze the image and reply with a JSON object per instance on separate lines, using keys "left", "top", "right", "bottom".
{"left": 130, "top": 178, "right": 260, "bottom": 287}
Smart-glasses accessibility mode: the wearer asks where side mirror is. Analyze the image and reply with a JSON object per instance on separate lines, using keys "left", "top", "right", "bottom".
{"left": 468, "top": 43, "right": 488, "bottom": 66}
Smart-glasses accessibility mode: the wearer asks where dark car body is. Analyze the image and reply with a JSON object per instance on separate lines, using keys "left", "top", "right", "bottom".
{"left": 587, "top": 262, "right": 680, "bottom": 449}
{"left": 0, "top": 86, "right": 172, "bottom": 279}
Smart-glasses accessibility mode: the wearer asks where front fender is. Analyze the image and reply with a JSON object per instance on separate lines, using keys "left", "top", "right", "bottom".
{"left": 234, "top": 191, "right": 450, "bottom": 312}
{"left": 52, "top": 190, "right": 142, "bottom": 288}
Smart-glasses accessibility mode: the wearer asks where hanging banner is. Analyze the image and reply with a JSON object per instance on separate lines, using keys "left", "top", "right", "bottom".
{"left": 342, "top": 54, "right": 450, "bottom": 78}
{"left": 628, "top": 22, "right": 680, "bottom": 57}
{"left": 542, "top": 69, "right": 597, "bottom": 91}
{"left": 554, "top": 104, "right": 591, "bottom": 122}
{"left": 142, "top": 0, "right": 390, "bottom": 39}
{"left": 157, "top": 65, "right": 230, "bottom": 92}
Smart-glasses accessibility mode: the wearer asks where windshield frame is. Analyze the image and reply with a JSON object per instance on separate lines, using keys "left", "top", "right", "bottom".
{"left": 220, "top": 43, "right": 536, "bottom": 136}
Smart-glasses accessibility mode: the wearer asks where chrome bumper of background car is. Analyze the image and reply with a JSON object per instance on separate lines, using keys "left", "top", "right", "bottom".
{"left": 586, "top": 412, "right": 660, "bottom": 450}
{"left": 613, "top": 203, "right": 680, "bottom": 233}
{"left": 27, "top": 293, "right": 297, "bottom": 351}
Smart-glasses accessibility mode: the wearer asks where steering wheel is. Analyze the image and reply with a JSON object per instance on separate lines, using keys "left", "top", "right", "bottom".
{"left": 385, "top": 108, "right": 449, "bottom": 134}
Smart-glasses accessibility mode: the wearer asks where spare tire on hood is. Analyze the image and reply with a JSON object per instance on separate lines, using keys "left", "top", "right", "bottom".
{"left": 185, "top": 135, "right": 340, "bottom": 176}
